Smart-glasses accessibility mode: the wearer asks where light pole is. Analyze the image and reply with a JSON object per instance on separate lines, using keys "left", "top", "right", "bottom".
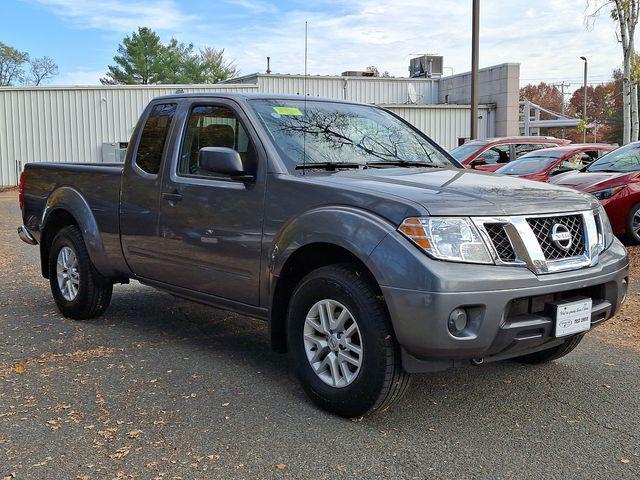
{"left": 580, "top": 56, "right": 588, "bottom": 143}
{"left": 471, "top": 0, "right": 479, "bottom": 139}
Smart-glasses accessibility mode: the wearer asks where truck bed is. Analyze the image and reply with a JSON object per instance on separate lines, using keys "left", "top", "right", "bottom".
{"left": 22, "top": 162, "right": 127, "bottom": 277}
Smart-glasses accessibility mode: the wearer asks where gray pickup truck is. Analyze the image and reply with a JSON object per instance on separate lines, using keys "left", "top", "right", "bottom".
{"left": 18, "top": 93, "right": 629, "bottom": 417}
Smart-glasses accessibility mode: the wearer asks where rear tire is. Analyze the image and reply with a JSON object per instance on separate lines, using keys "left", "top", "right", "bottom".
{"left": 48, "top": 225, "right": 113, "bottom": 320}
{"left": 514, "top": 335, "right": 583, "bottom": 364}
{"left": 287, "top": 264, "right": 411, "bottom": 417}
{"left": 625, "top": 203, "right": 640, "bottom": 245}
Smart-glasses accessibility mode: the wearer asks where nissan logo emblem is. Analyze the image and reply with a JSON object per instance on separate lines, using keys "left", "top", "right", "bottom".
{"left": 550, "top": 224, "right": 572, "bottom": 250}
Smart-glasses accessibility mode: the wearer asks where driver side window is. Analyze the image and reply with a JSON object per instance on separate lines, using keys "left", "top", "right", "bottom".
{"left": 178, "top": 105, "right": 255, "bottom": 178}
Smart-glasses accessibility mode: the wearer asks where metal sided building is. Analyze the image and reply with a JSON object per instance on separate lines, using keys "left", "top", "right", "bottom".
{"left": 0, "top": 64, "right": 518, "bottom": 186}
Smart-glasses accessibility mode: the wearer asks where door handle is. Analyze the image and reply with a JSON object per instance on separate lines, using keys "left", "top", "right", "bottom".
{"left": 162, "top": 191, "right": 183, "bottom": 204}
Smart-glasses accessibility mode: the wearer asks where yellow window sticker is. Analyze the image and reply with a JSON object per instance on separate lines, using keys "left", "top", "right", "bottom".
{"left": 273, "top": 106, "right": 303, "bottom": 116}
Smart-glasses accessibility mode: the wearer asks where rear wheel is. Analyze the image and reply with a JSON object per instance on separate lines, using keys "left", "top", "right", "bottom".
{"left": 287, "top": 264, "right": 411, "bottom": 417}
{"left": 48, "top": 226, "right": 113, "bottom": 320}
{"left": 514, "top": 335, "right": 583, "bottom": 364}
{"left": 625, "top": 203, "right": 640, "bottom": 244}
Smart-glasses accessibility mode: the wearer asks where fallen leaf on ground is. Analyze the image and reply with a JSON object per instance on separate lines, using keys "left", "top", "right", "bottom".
{"left": 14, "top": 363, "right": 26, "bottom": 374}
{"left": 46, "top": 420, "right": 60, "bottom": 430}
{"left": 127, "top": 429, "right": 143, "bottom": 439}
{"left": 621, "top": 458, "right": 630, "bottom": 464}
{"left": 276, "top": 464, "right": 286, "bottom": 470}
{"left": 109, "top": 447, "right": 131, "bottom": 459}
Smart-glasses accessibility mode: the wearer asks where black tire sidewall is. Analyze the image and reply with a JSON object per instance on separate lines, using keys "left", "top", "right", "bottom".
{"left": 287, "top": 268, "right": 392, "bottom": 416}
{"left": 49, "top": 227, "right": 92, "bottom": 315}
{"left": 627, "top": 203, "right": 640, "bottom": 244}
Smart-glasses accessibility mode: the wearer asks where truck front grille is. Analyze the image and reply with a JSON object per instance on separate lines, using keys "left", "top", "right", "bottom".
{"left": 526, "top": 214, "right": 585, "bottom": 260}
{"left": 474, "top": 210, "right": 599, "bottom": 275}
{"left": 484, "top": 223, "right": 515, "bottom": 262}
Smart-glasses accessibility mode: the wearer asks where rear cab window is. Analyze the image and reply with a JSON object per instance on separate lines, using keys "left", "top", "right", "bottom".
{"left": 135, "top": 103, "right": 177, "bottom": 175}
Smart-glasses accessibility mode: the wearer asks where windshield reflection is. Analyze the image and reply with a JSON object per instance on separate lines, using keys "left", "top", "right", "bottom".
{"left": 250, "top": 100, "right": 456, "bottom": 171}
{"left": 588, "top": 143, "right": 640, "bottom": 173}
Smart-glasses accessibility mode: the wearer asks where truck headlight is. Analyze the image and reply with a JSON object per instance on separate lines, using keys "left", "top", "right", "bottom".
{"left": 596, "top": 204, "right": 614, "bottom": 249}
{"left": 398, "top": 217, "right": 493, "bottom": 264}
{"left": 591, "top": 185, "right": 626, "bottom": 200}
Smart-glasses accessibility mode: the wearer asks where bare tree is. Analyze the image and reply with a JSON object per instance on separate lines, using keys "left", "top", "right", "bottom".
{"left": 587, "top": 1, "right": 640, "bottom": 143}
{"left": 198, "top": 47, "right": 238, "bottom": 84}
{"left": 30, "top": 56, "right": 58, "bottom": 85}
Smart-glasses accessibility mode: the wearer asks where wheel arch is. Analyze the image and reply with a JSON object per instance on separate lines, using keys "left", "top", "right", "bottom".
{"left": 267, "top": 206, "right": 398, "bottom": 353}
{"left": 40, "top": 187, "right": 113, "bottom": 278}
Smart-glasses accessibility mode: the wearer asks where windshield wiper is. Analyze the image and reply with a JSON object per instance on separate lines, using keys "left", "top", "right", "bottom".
{"left": 367, "top": 160, "right": 440, "bottom": 168}
{"left": 295, "top": 162, "right": 364, "bottom": 171}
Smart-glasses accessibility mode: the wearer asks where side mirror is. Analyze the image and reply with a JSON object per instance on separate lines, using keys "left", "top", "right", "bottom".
{"left": 469, "top": 158, "right": 486, "bottom": 168}
{"left": 198, "top": 147, "right": 253, "bottom": 181}
{"left": 550, "top": 167, "right": 572, "bottom": 176}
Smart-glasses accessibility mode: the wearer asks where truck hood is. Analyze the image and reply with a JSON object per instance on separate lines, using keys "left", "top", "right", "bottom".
{"left": 315, "top": 167, "right": 598, "bottom": 216}
{"left": 549, "top": 170, "right": 636, "bottom": 192}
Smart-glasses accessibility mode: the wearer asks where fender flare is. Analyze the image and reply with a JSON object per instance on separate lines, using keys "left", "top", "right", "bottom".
{"left": 41, "top": 186, "right": 116, "bottom": 277}
{"left": 268, "top": 205, "right": 397, "bottom": 294}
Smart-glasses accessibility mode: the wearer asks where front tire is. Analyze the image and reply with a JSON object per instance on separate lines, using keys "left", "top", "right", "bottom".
{"left": 48, "top": 226, "right": 113, "bottom": 320}
{"left": 287, "top": 264, "right": 411, "bottom": 417}
{"left": 625, "top": 203, "right": 640, "bottom": 244}
{"left": 514, "top": 335, "right": 583, "bottom": 364}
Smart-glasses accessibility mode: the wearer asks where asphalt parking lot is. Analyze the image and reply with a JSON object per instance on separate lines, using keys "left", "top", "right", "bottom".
{"left": 1, "top": 189, "right": 639, "bottom": 480}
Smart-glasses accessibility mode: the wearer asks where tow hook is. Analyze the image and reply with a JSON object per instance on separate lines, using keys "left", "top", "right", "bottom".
{"left": 471, "top": 357, "right": 484, "bottom": 366}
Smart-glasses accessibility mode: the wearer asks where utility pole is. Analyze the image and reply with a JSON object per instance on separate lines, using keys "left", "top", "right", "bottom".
{"left": 471, "top": 0, "right": 480, "bottom": 139}
{"left": 580, "top": 56, "right": 588, "bottom": 143}
{"left": 553, "top": 81, "right": 569, "bottom": 138}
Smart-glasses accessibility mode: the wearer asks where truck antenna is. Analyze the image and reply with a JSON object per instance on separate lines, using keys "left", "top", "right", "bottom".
{"left": 302, "top": 21, "right": 308, "bottom": 174}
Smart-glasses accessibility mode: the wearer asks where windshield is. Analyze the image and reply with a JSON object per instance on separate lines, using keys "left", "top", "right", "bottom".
{"left": 449, "top": 142, "right": 485, "bottom": 161}
{"left": 249, "top": 99, "right": 456, "bottom": 171}
{"left": 587, "top": 143, "right": 640, "bottom": 172}
{"left": 496, "top": 151, "right": 561, "bottom": 175}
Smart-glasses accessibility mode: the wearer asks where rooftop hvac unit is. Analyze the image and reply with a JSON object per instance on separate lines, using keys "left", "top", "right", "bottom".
{"left": 101, "top": 142, "right": 128, "bottom": 163}
{"left": 409, "top": 55, "right": 443, "bottom": 78}
{"left": 341, "top": 70, "right": 375, "bottom": 77}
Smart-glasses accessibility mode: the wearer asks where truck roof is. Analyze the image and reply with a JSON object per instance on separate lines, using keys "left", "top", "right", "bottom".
{"left": 153, "top": 92, "right": 361, "bottom": 105}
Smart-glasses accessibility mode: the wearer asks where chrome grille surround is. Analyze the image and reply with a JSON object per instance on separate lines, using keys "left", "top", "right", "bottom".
{"left": 472, "top": 210, "right": 603, "bottom": 275}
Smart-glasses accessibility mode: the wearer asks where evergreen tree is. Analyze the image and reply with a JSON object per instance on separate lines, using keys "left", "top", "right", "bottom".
{"left": 100, "top": 27, "right": 171, "bottom": 85}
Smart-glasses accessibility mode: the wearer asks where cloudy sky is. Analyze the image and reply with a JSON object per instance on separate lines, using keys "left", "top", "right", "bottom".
{"left": 1, "top": 0, "right": 628, "bottom": 88}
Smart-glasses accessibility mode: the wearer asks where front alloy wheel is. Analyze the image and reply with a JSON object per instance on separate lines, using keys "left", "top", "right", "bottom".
{"left": 287, "top": 264, "right": 411, "bottom": 417}
{"left": 303, "top": 299, "right": 363, "bottom": 388}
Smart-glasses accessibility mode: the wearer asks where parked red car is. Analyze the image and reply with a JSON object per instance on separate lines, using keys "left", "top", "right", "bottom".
{"left": 495, "top": 144, "right": 615, "bottom": 182}
{"left": 449, "top": 136, "right": 572, "bottom": 172}
{"left": 549, "top": 141, "right": 640, "bottom": 243}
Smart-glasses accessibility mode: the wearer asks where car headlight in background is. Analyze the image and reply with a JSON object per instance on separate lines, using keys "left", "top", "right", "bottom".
{"left": 591, "top": 185, "right": 626, "bottom": 200}
{"left": 596, "top": 204, "right": 615, "bottom": 249}
{"left": 398, "top": 217, "right": 493, "bottom": 264}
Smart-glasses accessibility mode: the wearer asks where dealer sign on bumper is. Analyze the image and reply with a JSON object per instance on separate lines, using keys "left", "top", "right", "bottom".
{"left": 553, "top": 298, "right": 593, "bottom": 337}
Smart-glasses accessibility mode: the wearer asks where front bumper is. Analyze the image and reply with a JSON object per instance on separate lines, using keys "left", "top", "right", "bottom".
{"left": 379, "top": 239, "right": 629, "bottom": 373}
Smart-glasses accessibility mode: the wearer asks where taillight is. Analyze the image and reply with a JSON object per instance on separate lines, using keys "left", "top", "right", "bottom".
{"left": 18, "top": 171, "right": 25, "bottom": 211}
